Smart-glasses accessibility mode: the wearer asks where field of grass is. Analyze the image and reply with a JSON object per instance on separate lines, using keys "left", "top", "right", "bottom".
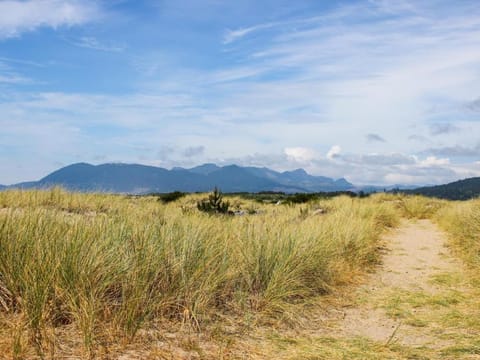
{"left": 0, "top": 188, "right": 402, "bottom": 358}
{"left": 1, "top": 189, "right": 479, "bottom": 359}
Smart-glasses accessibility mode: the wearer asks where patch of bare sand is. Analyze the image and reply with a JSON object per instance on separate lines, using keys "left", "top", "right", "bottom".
{"left": 338, "top": 219, "right": 464, "bottom": 347}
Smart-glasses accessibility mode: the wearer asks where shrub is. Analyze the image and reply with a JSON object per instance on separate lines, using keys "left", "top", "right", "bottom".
{"left": 158, "top": 191, "right": 186, "bottom": 203}
{"left": 197, "top": 187, "right": 230, "bottom": 214}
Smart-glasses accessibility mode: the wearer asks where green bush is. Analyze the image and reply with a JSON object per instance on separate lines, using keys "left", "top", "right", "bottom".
{"left": 158, "top": 191, "right": 186, "bottom": 203}
{"left": 197, "top": 187, "right": 230, "bottom": 214}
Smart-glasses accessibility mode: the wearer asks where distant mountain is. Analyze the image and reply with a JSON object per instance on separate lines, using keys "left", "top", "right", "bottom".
{"left": 188, "top": 163, "right": 221, "bottom": 175}
{"left": 31, "top": 163, "right": 209, "bottom": 193}
{"left": 4, "top": 162, "right": 354, "bottom": 194}
{"left": 0, "top": 185, "right": 5, "bottom": 190}
{"left": 204, "top": 165, "right": 292, "bottom": 193}
{"left": 244, "top": 167, "right": 352, "bottom": 192}
{"left": 405, "top": 177, "right": 480, "bottom": 200}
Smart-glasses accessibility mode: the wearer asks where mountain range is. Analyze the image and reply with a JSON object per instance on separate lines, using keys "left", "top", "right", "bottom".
{"left": 2, "top": 163, "right": 479, "bottom": 199}
{"left": 1, "top": 162, "right": 354, "bottom": 194}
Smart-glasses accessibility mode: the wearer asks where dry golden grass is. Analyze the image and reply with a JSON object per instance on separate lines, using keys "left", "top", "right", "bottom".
{"left": 5, "top": 190, "right": 480, "bottom": 359}
{"left": 436, "top": 199, "right": 480, "bottom": 270}
{"left": 0, "top": 188, "right": 401, "bottom": 358}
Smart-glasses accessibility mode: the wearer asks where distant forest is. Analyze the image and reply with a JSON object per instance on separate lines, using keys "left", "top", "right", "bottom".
{"left": 401, "top": 177, "right": 480, "bottom": 200}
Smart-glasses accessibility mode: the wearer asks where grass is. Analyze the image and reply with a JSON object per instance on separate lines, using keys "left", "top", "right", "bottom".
{"left": 2, "top": 189, "right": 479, "bottom": 358}
{"left": 0, "top": 188, "right": 399, "bottom": 357}
{"left": 394, "top": 195, "right": 445, "bottom": 219}
{"left": 436, "top": 198, "right": 480, "bottom": 276}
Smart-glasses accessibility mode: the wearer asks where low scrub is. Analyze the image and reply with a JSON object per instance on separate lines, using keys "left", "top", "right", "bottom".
{"left": 157, "top": 191, "right": 186, "bottom": 203}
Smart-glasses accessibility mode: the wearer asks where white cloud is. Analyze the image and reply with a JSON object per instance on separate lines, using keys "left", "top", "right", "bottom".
{"left": 284, "top": 147, "right": 316, "bottom": 162}
{"left": 419, "top": 156, "right": 450, "bottom": 166}
{"left": 383, "top": 173, "right": 419, "bottom": 185}
{"left": 326, "top": 145, "right": 341, "bottom": 159}
{"left": 0, "top": 0, "right": 101, "bottom": 39}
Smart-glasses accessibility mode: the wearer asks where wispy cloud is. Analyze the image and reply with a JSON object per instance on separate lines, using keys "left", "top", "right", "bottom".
{"left": 366, "top": 133, "right": 386, "bottom": 143}
{"left": 424, "top": 143, "right": 480, "bottom": 157}
{"left": 0, "top": 0, "right": 101, "bottom": 39}
{"left": 69, "top": 36, "right": 126, "bottom": 52}
{"left": 223, "top": 22, "right": 276, "bottom": 44}
{"left": 466, "top": 97, "right": 480, "bottom": 111}
{"left": 0, "top": 56, "right": 45, "bottom": 67}
{"left": 429, "top": 123, "right": 460, "bottom": 135}
{"left": 183, "top": 146, "right": 205, "bottom": 158}
{"left": 408, "top": 134, "right": 428, "bottom": 142}
{"left": 0, "top": 60, "right": 31, "bottom": 84}
{"left": 0, "top": 71, "right": 30, "bottom": 84}
{"left": 156, "top": 145, "right": 175, "bottom": 161}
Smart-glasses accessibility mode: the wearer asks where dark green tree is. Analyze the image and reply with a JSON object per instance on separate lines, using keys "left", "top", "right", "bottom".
{"left": 197, "top": 187, "right": 230, "bottom": 214}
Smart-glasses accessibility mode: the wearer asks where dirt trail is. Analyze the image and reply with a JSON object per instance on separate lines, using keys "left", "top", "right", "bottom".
{"left": 338, "top": 219, "right": 465, "bottom": 347}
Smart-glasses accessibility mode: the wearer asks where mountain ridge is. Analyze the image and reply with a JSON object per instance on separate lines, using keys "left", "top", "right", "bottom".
{"left": 3, "top": 163, "right": 480, "bottom": 199}
{"left": 4, "top": 162, "right": 354, "bottom": 194}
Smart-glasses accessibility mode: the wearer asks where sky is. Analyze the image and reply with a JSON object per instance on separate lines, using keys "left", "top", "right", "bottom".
{"left": 1, "top": 0, "right": 480, "bottom": 186}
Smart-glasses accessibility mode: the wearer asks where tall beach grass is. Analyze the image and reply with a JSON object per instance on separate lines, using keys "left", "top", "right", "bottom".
{"left": 0, "top": 188, "right": 400, "bottom": 356}
{"left": 436, "top": 199, "right": 480, "bottom": 275}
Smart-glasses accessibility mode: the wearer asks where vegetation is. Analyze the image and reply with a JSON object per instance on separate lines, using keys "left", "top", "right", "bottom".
{"left": 403, "top": 176, "right": 480, "bottom": 200}
{"left": 230, "top": 190, "right": 360, "bottom": 204}
{"left": 0, "top": 188, "right": 399, "bottom": 357}
{"left": 197, "top": 187, "right": 231, "bottom": 214}
{"left": 436, "top": 198, "right": 480, "bottom": 273}
{"left": 156, "top": 190, "right": 186, "bottom": 203}
{"left": 1, "top": 189, "right": 479, "bottom": 358}
{"left": 395, "top": 194, "right": 446, "bottom": 219}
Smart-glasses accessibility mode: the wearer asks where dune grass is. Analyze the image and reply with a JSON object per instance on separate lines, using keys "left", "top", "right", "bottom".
{"left": 436, "top": 198, "right": 480, "bottom": 278}
{"left": 2, "top": 190, "right": 479, "bottom": 358}
{"left": 0, "top": 188, "right": 401, "bottom": 357}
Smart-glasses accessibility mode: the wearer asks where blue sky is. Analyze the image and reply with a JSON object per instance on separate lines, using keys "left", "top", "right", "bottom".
{"left": 1, "top": 0, "right": 480, "bottom": 185}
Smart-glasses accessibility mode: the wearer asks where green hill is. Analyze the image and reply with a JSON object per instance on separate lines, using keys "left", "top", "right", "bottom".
{"left": 406, "top": 177, "right": 480, "bottom": 200}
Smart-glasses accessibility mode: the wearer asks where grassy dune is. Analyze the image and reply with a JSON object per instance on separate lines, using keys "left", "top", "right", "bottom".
{"left": 0, "top": 188, "right": 401, "bottom": 358}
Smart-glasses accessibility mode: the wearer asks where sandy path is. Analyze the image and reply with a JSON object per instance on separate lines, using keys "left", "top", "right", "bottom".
{"left": 338, "top": 219, "right": 464, "bottom": 346}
